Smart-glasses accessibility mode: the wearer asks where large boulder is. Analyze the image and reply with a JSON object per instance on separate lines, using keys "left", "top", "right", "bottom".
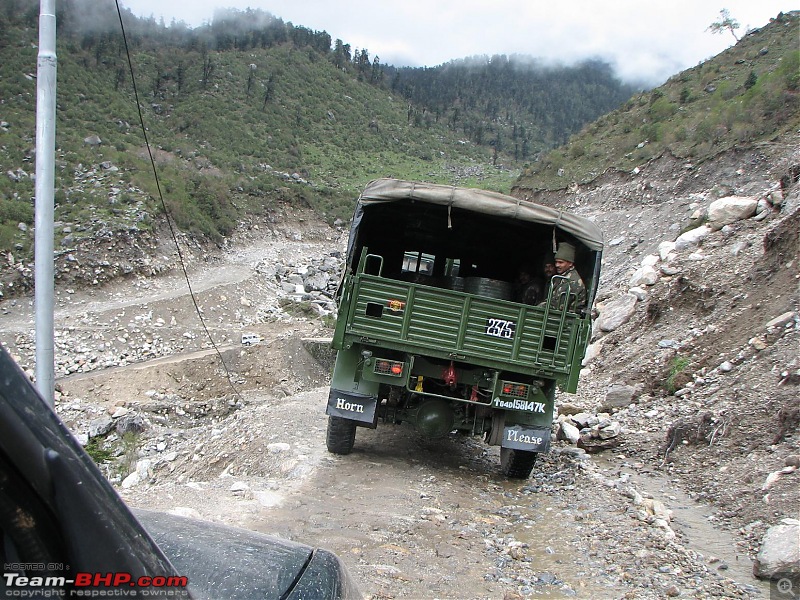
{"left": 594, "top": 293, "right": 638, "bottom": 333}
{"left": 753, "top": 518, "right": 800, "bottom": 581}
{"left": 707, "top": 196, "right": 758, "bottom": 230}
{"left": 599, "top": 384, "right": 638, "bottom": 412}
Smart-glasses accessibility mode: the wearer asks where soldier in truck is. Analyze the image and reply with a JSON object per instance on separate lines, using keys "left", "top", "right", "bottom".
{"left": 549, "top": 242, "right": 587, "bottom": 313}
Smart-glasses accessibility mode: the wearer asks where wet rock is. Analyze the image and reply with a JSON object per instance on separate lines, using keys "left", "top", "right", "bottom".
{"left": 753, "top": 519, "right": 800, "bottom": 580}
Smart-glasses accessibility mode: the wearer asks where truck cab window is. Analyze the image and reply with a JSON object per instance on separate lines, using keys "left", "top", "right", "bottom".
{"left": 401, "top": 251, "right": 435, "bottom": 276}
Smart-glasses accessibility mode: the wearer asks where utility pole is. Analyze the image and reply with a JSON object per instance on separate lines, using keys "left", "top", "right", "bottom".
{"left": 34, "top": 0, "right": 57, "bottom": 407}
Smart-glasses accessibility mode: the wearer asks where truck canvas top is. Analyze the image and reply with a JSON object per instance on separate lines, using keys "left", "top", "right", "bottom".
{"left": 351, "top": 178, "right": 604, "bottom": 250}
{"left": 344, "top": 178, "right": 603, "bottom": 310}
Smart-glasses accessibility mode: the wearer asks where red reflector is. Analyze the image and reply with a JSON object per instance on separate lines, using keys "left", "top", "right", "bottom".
{"left": 387, "top": 299, "right": 406, "bottom": 311}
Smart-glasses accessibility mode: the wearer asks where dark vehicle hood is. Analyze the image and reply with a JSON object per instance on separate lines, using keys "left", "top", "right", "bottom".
{"left": 0, "top": 344, "right": 361, "bottom": 599}
{"left": 136, "top": 509, "right": 361, "bottom": 600}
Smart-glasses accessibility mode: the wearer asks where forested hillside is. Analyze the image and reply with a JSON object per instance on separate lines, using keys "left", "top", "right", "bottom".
{"left": 387, "top": 55, "right": 636, "bottom": 160}
{"left": 0, "top": 0, "right": 635, "bottom": 257}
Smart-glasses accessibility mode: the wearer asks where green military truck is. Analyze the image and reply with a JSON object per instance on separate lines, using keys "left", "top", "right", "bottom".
{"left": 325, "top": 179, "right": 603, "bottom": 478}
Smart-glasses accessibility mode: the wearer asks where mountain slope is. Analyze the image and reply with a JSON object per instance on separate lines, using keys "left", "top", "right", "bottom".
{"left": 0, "top": 0, "right": 637, "bottom": 262}
{"left": 514, "top": 11, "right": 800, "bottom": 194}
{"left": 506, "top": 11, "right": 799, "bottom": 572}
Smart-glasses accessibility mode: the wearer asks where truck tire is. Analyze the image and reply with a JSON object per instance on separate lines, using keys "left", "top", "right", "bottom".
{"left": 326, "top": 416, "right": 357, "bottom": 455}
{"left": 500, "top": 447, "right": 537, "bottom": 479}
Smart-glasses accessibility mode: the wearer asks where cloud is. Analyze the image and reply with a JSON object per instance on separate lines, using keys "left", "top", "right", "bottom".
{"left": 119, "top": 0, "right": 795, "bottom": 85}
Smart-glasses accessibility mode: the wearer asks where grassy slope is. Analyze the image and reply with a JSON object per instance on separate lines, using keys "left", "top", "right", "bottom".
{"left": 0, "top": 16, "right": 515, "bottom": 253}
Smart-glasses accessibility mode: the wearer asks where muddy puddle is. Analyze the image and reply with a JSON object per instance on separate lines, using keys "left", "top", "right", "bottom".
{"left": 593, "top": 454, "right": 770, "bottom": 598}
{"left": 247, "top": 423, "right": 611, "bottom": 599}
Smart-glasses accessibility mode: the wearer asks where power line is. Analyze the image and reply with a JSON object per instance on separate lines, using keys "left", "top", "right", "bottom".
{"left": 114, "top": 1, "right": 244, "bottom": 403}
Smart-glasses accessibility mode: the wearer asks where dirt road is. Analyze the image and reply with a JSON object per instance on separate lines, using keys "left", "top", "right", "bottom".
{"left": 0, "top": 210, "right": 778, "bottom": 599}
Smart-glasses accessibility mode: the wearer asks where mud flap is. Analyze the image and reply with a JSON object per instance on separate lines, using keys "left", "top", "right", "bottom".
{"left": 501, "top": 425, "right": 551, "bottom": 452}
{"left": 326, "top": 389, "right": 378, "bottom": 426}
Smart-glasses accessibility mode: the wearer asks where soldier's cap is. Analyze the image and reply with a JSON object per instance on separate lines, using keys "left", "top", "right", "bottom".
{"left": 555, "top": 242, "right": 576, "bottom": 263}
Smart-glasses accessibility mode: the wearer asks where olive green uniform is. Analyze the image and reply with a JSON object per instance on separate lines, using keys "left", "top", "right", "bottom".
{"left": 550, "top": 267, "right": 587, "bottom": 313}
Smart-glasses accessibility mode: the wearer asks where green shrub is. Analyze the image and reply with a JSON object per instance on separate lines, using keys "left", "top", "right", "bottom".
{"left": 649, "top": 97, "right": 678, "bottom": 122}
{"left": 84, "top": 437, "right": 114, "bottom": 464}
{"left": 0, "top": 224, "right": 23, "bottom": 253}
{"left": 0, "top": 197, "right": 34, "bottom": 224}
{"left": 665, "top": 356, "right": 691, "bottom": 394}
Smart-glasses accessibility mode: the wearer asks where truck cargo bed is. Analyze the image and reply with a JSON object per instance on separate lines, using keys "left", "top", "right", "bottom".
{"left": 342, "top": 274, "right": 586, "bottom": 377}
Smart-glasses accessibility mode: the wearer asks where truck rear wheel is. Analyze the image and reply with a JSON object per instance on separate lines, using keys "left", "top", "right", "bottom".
{"left": 500, "top": 447, "right": 537, "bottom": 479}
{"left": 326, "top": 416, "right": 357, "bottom": 454}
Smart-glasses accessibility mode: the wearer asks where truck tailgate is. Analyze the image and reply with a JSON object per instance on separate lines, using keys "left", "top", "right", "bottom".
{"left": 344, "top": 275, "right": 585, "bottom": 375}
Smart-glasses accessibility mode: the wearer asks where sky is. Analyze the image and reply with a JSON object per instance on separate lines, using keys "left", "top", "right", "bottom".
{"left": 119, "top": 0, "right": 796, "bottom": 86}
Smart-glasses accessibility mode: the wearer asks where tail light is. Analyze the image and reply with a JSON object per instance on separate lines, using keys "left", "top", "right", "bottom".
{"left": 501, "top": 381, "right": 529, "bottom": 398}
{"left": 374, "top": 359, "right": 404, "bottom": 376}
